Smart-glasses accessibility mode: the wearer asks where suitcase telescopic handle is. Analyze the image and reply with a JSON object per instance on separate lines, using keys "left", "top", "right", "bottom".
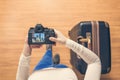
{"left": 77, "top": 32, "right": 92, "bottom": 50}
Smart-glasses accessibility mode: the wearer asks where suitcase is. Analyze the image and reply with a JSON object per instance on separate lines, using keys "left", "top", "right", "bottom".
{"left": 69, "top": 21, "right": 111, "bottom": 74}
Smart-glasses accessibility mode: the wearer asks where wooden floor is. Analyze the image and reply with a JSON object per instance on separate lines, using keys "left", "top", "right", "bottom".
{"left": 0, "top": 0, "right": 120, "bottom": 80}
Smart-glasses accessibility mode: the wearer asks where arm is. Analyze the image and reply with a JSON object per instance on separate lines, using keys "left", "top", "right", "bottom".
{"left": 16, "top": 53, "right": 31, "bottom": 80}
{"left": 16, "top": 39, "right": 32, "bottom": 80}
{"left": 49, "top": 30, "right": 101, "bottom": 80}
{"left": 16, "top": 37, "right": 41, "bottom": 80}
{"left": 66, "top": 39, "right": 101, "bottom": 80}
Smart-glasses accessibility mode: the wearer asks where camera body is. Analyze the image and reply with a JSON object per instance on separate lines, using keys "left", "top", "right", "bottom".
{"left": 28, "top": 24, "right": 56, "bottom": 44}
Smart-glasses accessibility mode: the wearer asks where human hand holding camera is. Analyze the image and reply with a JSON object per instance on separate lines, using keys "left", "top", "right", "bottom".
{"left": 22, "top": 24, "right": 67, "bottom": 57}
{"left": 49, "top": 29, "right": 67, "bottom": 45}
{"left": 22, "top": 36, "right": 42, "bottom": 57}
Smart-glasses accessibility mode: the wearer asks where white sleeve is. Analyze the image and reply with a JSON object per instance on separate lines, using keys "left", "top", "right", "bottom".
{"left": 16, "top": 53, "right": 31, "bottom": 80}
{"left": 66, "top": 39, "right": 101, "bottom": 80}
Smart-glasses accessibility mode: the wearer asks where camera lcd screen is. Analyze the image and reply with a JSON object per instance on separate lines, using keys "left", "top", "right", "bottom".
{"left": 32, "top": 33, "right": 45, "bottom": 43}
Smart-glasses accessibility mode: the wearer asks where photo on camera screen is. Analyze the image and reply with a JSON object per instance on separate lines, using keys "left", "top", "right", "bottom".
{"left": 32, "top": 33, "right": 45, "bottom": 43}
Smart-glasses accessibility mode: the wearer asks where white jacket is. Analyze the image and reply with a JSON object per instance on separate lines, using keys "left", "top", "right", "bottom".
{"left": 16, "top": 39, "right": 101, "bottom": 80}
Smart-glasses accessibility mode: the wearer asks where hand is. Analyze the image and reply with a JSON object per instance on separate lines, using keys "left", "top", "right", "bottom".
{"left": 49, "top": 29, "right": 67, "bottom": 45}
{"left": 22, "top": 36, "right": 42, "bottom": 57}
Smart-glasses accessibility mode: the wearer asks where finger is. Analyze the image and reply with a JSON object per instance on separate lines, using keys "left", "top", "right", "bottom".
{"left": 54, "top": 29, "right": 59, "bottom": 33}
{"left": 34, "top": 46, "right": 41, "bottom": 48}
{"left": 54, "top": 29, "right": 59, "bottom": 36}
{"left": 25, "top": 36, "right": 28, "bottom": 43}
{"left": 31, "top": 46, "right": 40, "bottom": 48}
{"left": 31, "top": 45, "right": 42, "bottom": 48}
{"left": 49, "top": 37, "right": 58, "bottom": 42}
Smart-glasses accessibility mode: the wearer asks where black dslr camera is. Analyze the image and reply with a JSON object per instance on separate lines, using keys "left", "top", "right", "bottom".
{"left": 28, "top": 24, "right": 56, "bottom": 44}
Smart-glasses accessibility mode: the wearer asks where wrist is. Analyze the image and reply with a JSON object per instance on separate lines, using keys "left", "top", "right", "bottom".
{"left": 22, "top": 50, "right": 31, "bottom": 57}
{"left": 63, "top": 38, "right": 67, "bottom": 45}
{"left": 22, "top": 44, "right": 32, "bottom": 57}
{"left": 23, "top": 52, "right": 31, "bottom": 57}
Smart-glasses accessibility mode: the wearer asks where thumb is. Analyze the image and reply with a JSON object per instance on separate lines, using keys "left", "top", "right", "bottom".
{"left": 49, "top": 37, "right": 58, "bottom": 42}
